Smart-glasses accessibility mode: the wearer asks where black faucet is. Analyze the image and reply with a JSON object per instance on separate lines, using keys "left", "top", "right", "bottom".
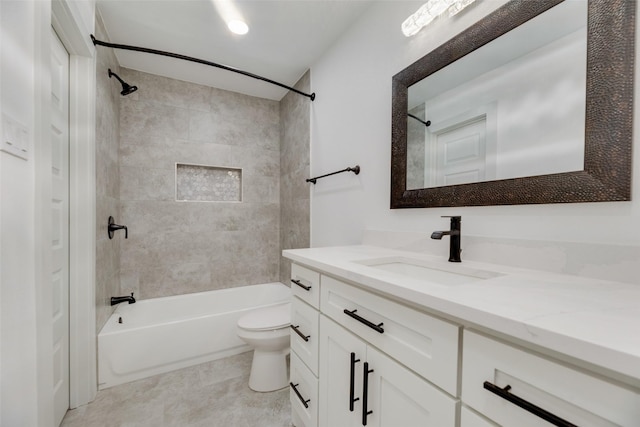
{"left": 431, "top": 216, "right": 461, "bottom": 262}
{"left": 111, "top": 292, "right": 136, "bottom": 306}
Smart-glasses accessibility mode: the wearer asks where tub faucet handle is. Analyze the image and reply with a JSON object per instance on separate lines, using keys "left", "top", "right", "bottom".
{"left": 108, "top": 216, "right": 128, "bottom": 239}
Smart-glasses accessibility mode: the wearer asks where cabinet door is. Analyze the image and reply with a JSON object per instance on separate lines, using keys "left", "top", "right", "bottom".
{"left": 460, "top": 406, "right": 497, "bottom": 427}
{"left": 321, "top": 275, "right": 460, "bottom": 396}
{"left": 366, "top": 346, "right": 459, "bottom": 427}
{"left": 319, "top": 316, "right": 367, "bottom": 427}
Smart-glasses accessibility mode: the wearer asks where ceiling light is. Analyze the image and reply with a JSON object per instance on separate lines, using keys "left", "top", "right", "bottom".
{"left": 228, "top": 19, "right": 249, "bottom": 35}
{"left": 402, "top": 0, "right": 476, "bottom": 37}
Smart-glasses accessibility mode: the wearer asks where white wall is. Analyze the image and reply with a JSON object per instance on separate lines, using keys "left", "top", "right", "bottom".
{"left": 310, "top": 0, "right": 640, "bottom": 250}
{"left": 1, "top": 0, "right": 95, "bottom": 425}
{"left": 1, "top": 2, "right": 39, "bottom": 425}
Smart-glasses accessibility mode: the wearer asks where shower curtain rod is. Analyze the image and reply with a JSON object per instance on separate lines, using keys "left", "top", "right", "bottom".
{"left": 90, "top": 35, "right": 316, "bottom": 101}
{"left": 407, "top": 113, "right": 430, "bottom": 127}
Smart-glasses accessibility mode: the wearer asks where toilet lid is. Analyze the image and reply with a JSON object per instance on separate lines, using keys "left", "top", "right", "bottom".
{"left": 238, "top": 302, "right": 291, "bottom": 331}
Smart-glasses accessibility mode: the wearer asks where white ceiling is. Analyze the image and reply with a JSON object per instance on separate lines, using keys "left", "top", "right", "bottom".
{"left": 96, "top": 0, "right": 373, "bottom": 100}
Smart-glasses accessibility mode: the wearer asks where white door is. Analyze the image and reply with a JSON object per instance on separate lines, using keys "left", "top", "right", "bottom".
{"left": 51, "top": 29, "right": 70, "bottom": 426}
{"left": 319, "top": 316, "right": 366, "bottom": 427}
{"left": 432, "top": 117, "right": 487, "bottom": 187}
{"left": 366, "top": 347, "right": 459, "bottom": 427}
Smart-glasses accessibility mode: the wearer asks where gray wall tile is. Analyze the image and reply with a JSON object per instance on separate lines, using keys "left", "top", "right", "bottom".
{"left": 118, "top": 69, "right": 284, "bottom": 299}
{"left": 95, "top": 15, "right": 122, "bottom": 332}
{"left": 280, "top": 71, "right": 311, "bottom": 284}
{"left": 96, "top": 60, "right": 310, "bottom": 304}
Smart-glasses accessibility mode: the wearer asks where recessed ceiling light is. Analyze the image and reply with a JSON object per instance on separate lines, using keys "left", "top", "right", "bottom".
{"left": 228, "top": 20, "right": 249, "bottom": 35}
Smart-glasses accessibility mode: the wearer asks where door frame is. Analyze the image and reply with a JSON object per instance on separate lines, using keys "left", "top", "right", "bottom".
{"left": 46, "top": 0, "right": 97, "bottom": 413}
{"left": 50, "top": 27, "right": 71, "bottom": 426}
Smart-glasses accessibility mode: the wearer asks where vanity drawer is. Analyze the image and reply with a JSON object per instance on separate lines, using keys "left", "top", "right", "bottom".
{"left": 460, "top": 406, "right": 497, "bottom": 427}
{"left": 320, "top": 275, "right": 460, "bottom": 396}
{"left": 291, "top": 264, "right": 320, "bottom": 309}
{"left": 291, "top": 296, "right": 319, "bottom": 376}
{"left": 462, "top": 330, "right": 640, "bottom": 427}
{"left": 290, "top": 351, "right": 318, "bottom": 427}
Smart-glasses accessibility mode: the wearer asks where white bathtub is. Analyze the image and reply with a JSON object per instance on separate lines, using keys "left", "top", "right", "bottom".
{"left": 98, "top": 282, "right": 291, "bottom": 389}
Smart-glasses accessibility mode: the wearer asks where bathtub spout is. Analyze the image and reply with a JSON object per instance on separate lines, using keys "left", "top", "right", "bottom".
{"left": 111, "top": 292, "right": 136, "bottom": 306}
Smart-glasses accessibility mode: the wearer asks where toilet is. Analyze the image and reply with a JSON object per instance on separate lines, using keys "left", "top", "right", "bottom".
{"left": 237, "top": 302, "right": 291, "bottom": 392}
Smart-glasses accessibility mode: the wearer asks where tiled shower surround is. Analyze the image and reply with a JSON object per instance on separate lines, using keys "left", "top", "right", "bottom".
{"left": 406, "top": 104, "right": 426, "bottom": 190}
{"left": 280, "top": 72, "right": 311, "bottom": 284}
{"left": 117, "top": 68, "right": 309, "bottom": 299}
{"left": 95, "top": 15, "right": 122, "bottom": 331}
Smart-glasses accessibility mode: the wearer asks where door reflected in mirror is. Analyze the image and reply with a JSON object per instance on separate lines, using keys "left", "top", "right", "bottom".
{"left": 406, "top": 0, "right": 587, "bottom": 190}
{"left": 391, "top": 0, "right": 634, "bottom": 208}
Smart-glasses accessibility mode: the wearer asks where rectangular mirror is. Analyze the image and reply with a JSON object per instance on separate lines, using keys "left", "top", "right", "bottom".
{"left": 391, "top": 0, "right": 634, "bottom": 208}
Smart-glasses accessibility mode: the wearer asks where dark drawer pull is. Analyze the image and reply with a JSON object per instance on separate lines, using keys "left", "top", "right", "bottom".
{"left": 291, "top": 279, "right": 311, "bottom": 291}
{"left": 343, "top": 309, "right": 384, "bottom": 334}
{"left": 290, "top": 325, "right": 310, "bottom": 342}
{"left": 349, "top": 352, "right": 361, "bottom": 412}
{"left": 362, "top": 362, "right": 374, "bottom": 426}
{"left": 290, "top": 382, "right": 311, "bottom": 409}
{"left": 483, "top": 382, "right": 578, "bottom": 427}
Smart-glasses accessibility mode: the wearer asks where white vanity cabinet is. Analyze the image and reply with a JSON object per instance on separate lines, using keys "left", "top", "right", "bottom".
{"left": 290, "top": 263, "right": 461, "bottom": 427}
{"left": 319, "top": 275, "right": 459, "bottom": 427}
{"left": 290, "top": 264, "right": 321, "bottom": 427}
{"left": 287, "top": 255, "right": 640, "bottom": 427}
{"left": 461, "top": 330, "right": 640, "bottom": 427}
{"left": 319, "top": 315, "right": 459, "bottom": 427}
{"left": 320, "top": 275, "right": 460, "bottom": 396}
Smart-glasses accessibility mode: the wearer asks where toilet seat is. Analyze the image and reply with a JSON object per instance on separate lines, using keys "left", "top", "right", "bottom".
{"left": 237, "top": 302, "right": 290, "bottom": 331}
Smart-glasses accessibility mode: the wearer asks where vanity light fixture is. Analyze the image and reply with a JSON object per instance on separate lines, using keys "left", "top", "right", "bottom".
{"left": 402, "top": 0, "right": 477, "bottom": 37}
{"left": 227, "top": 19, "right": 249, "bottom": 35}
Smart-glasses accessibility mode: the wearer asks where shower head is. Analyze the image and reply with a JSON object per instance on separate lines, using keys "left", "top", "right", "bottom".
{"left": 108, "top": 68, "right": 138, "bottom": 96}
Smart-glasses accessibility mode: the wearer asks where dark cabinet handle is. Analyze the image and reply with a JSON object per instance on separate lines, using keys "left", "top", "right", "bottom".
{"left": 362, "top": 362, "right": 374, "bottom": 426}
{"left": 291, "top": 279, "right": 311, "bottom": 291}
{"left": 343, "top": 309, "right": 384, "bottom": 334}
{"left": 349, "top": 352, "right": 361, "bottom": 412}
{"left": 290, "top": 382, "right": 310, "bottom": 409}
{"left": 483, "top": 382, "right": 578, "bottom": 427}
{"left": 290, "top": 325, "right": 310, "bottom": 342}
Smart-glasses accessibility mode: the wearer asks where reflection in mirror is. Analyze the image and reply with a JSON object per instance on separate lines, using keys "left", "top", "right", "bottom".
{"left": 391, "top": 0, "right": 634, "bottom": 208}
{"left": 406, "top": 0, "right": 587, "bottom": 190}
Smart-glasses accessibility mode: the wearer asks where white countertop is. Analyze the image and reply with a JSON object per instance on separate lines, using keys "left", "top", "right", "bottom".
{"left": 283, "top": 245, "right": 640, "bottom": 383}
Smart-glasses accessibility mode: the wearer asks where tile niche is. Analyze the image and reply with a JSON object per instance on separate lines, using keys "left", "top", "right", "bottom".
{"left": 176, "top": 163, "right": 242, "bottom": 202}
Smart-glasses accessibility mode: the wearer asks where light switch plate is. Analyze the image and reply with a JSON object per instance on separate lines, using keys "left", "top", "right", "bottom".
{"left": 1, "top": 113, "right": 29, "bottom": 160}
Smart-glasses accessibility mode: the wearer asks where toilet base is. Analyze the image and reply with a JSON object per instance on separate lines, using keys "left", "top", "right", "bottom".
{"left": 248, "top": 349, "right": 289, "bottom": 392}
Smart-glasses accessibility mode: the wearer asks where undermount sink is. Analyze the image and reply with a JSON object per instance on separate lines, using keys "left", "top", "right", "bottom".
{"left": 356, "top": 256, "right": 503, "bottom": 286}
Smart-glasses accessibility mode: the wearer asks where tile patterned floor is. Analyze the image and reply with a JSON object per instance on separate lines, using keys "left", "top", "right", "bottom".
{"left": 61, "top": 352, "right": 291, "bottom": 427}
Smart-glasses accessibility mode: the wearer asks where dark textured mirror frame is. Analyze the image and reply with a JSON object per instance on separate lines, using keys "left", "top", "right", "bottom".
{"left": 391, "top": 0, "right": 635, "bottom": 208}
